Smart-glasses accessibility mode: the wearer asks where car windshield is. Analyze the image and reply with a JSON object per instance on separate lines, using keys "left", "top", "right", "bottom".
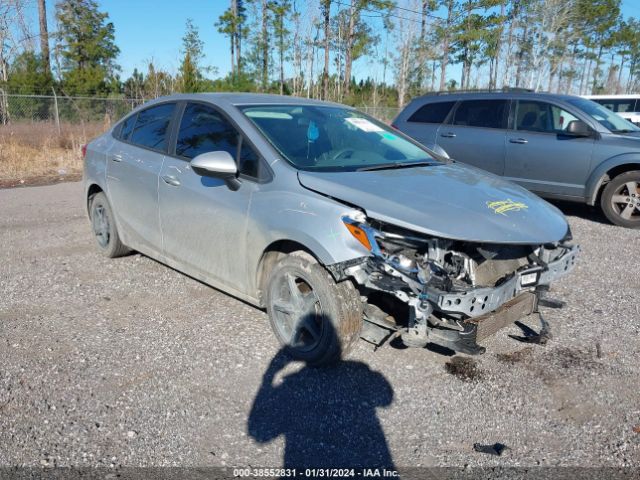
{"left": 240, "top": 104, "right": 438, "bottom": 171}
{"left": 566, "top": 97, "right": 640, "bottom": 133}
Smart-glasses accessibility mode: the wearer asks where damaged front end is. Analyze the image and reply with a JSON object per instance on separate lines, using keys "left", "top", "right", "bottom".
{"left": 334, "top": 212, "right": 580, "bottom": 354}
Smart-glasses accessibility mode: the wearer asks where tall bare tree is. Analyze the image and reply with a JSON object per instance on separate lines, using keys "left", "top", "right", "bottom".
{"left": 37, "top": 0, "right": 51, "bottom": 75}
{"left": 320, "top": 0, "right": 331, "bottom": 100}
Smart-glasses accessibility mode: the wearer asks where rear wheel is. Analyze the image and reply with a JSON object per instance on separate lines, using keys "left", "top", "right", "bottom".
{"left": 265, "top": 254, "right": 362, "bottom": 366}
{"left": 601, "top": 171, "right": 640, "bottom": 228}
{"left": 89, "top": 192, "right": 131, "bottom": 257}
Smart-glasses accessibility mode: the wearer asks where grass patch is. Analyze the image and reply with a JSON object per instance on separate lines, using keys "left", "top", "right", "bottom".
{"left": 0, "top": 122, "right": 107, "bottom": 183}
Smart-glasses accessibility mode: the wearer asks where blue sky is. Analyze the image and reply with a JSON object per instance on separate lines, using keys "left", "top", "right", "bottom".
{"left": 25, "top": 0, "right": 640, "bottom": 81}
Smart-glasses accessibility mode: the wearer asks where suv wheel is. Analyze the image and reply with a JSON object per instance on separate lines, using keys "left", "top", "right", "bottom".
{"left": 265, "top": 254, "right": 362, "bottom": 366}
{"left": 89, "top": 192, "right": 131, "bottom": 257}
{"left": 601, "top": 171, "right": 640, "bottom": 228}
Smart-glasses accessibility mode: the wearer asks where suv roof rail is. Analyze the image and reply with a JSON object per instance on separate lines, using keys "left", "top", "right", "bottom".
{"left": 422, "top": 87, "right": 537, "bottom": 96}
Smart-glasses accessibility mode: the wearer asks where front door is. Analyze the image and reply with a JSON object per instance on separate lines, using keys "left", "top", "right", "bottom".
{"left": 158, "top": 102, "right": 261, "bottom": 293}
{"left": 106, "top": 102, "right": 176, "bottom": 253}
{"left": 504, "top": 100, "right": 595, "bottom": 198}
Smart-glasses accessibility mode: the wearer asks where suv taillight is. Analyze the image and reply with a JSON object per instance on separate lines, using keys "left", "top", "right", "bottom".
{"left": 81, "top": 144, "right": 87, "bottom": 158}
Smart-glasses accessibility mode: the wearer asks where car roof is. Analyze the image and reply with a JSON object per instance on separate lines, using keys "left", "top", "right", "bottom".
{"left": 141, "top": 92, "right": 347, "bottom": 108}
{"left": 407, "top": 91, "right": 582, "bottom": 103}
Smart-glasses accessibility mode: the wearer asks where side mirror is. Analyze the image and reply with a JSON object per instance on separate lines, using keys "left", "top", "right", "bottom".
{"left": 190, "top": 151, "right": 241, "bottom": 190}
{"left": 565, "top": 120, "right": 592, "bottom": 137}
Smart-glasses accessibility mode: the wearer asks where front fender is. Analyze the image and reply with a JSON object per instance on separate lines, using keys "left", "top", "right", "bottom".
{"left": 585, "top": 153, "right": 640, "bottom": 205}
{"left": 245, "top": 188, "right": 371, "bottom": 294}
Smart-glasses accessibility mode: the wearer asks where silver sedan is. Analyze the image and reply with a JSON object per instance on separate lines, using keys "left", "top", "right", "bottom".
{"left": 83, "top": 93, "right": 578, "bottom": 365}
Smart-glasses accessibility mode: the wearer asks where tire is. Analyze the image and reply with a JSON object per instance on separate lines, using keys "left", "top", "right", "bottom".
{"left": 265, "top": 253, "right": 363, "bottom": 366}
{"left": 89, "top": 192, "right": 131, "bottom": 258}
{"left": 601, "top": 171, "right": 640, "bottom": 228}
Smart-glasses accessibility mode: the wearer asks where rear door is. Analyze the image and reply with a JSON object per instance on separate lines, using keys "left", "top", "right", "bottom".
{"left": 435, "top": 99, "right": 509, "bottom": 175}
{"left": 396, "top": 100, "right": 456, "bottom": 148}
{"left": 106, "top": 102, "right": 176, "bottom": 254}
{"left": 504, "top": 99, "right": 595, "bottom": 198}
{"left": 158, "top": 102, "right": 264, "bottom": 293}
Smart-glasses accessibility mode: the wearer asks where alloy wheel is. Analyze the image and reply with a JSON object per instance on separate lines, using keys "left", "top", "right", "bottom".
{"left": 270, "top": 271, "right": 324, "bottom": 352}
{"left": 610, "top": 180, "right": 640, "bottom": 221}
{"left": 92, "top": 203, "right": 110, "bottom": 248}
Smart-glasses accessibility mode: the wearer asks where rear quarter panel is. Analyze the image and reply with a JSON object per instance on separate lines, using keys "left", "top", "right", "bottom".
{"left": 83, "top": 130, "right": 115, "bottom": 210}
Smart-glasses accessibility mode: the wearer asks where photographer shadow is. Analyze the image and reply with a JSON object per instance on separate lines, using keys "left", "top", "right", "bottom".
{"left": 247, "top": 317, "right": 395, "bottom": 470}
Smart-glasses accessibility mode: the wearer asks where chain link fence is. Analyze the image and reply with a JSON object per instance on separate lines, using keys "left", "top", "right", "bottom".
{"left": 0, "top": 92, "right": 400, "bottom": 128}
{"left": 0, "top": 91, "right": 144, "bottom": 129}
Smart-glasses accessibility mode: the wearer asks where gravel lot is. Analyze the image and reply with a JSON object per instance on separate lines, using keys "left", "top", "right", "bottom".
{"left": 0, "top": 181, "right": 639, "bottom": 470}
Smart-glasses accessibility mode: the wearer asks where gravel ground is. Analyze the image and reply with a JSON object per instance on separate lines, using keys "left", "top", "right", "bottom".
{"left": 0, "top": 181, "right": 639, "bottom": 469}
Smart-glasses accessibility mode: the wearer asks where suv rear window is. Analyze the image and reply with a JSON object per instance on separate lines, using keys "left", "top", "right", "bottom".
{"left": 407, "top": 101, "right": 455, "bottom": 123}
{"left": 130, "top": 103, "right": 176, "bottom": 151}
{"left": 452, "top": 100, "right": 508, "bottom": 129}
{"left": 593, "top": 98, "right": 638, "bottom": 113}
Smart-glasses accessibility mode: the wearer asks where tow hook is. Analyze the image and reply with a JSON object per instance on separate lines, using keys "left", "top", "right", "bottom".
{"left": 536, "top": 285, "right": 566, "bottom": 309}
{"left": 401, "top": 298, "right": 432, "bottom": 348}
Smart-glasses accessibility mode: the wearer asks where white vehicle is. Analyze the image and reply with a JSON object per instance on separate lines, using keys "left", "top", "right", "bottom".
{"left": 583, "top": 95, "right": 640, "bottom": 125}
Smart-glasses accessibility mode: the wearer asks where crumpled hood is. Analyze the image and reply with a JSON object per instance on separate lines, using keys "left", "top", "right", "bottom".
{"left": 298, "top": 163, "right": 569, "bottom": 244}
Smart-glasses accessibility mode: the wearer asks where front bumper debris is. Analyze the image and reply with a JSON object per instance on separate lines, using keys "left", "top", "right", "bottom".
{"left": 337, "top": 215, "right": 580, "bottom": 354}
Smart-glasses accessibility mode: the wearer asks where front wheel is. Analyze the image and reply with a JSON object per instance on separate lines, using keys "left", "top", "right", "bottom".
{"left": 265, "top": 254, "right": 363, "bottom": 366}
{"left": 601, "top": 171, "right": 640, "bottom": 228}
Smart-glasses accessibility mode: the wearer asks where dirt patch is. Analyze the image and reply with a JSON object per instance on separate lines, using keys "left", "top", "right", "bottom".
{"left": 0, "top": 173, "right": 82, "bottom": 189}
{"left": 445, "top": 356, "right": 483, "bottom": 382}
{"left": 496, "top": 346, "right": 534, "bottom": 364}
{"left": 550, "top": 346, "right": 602, "bottom": 370}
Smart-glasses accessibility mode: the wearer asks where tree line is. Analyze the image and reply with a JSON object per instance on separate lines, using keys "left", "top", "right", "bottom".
{"left": 1, "top": 0, "right": 640, "bottom": 109}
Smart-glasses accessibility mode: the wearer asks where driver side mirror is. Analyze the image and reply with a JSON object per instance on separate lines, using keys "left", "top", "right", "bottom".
{"left": 565, "top": 120, "right": 592, "bottom": 137}
{"left": 190, "top": 151, "right": 241, "bottom": 190}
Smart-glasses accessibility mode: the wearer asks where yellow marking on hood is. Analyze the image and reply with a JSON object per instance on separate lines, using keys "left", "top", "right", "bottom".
{"left": 486, "top": 199, "right": 529, "bottom": 215}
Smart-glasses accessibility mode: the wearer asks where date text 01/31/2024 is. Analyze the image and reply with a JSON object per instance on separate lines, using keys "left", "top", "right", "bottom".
{"left": 233, "top": 468, "right": 399, "bottom": 477}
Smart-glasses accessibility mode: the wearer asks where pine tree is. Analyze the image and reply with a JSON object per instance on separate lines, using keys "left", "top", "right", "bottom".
{"left": 55, "top": 0, "right": 120, "bottom": 95}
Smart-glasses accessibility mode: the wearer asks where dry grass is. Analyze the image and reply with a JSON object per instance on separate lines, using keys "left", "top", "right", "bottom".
{"left": 0, "top": 122, "right": 108, "bottom": 182}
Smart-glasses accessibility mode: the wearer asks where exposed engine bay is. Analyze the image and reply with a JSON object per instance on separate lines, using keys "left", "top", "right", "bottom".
{"left": 331, "top": 212, "right": 580, "bottom": 354}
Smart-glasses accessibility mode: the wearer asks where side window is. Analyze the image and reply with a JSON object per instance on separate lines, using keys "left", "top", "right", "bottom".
{"left": 119, "top": 113, "right": 137, "bottom": 141}
{"left": 407, "top": 101, "right": 455, "bottom": 124}
{"left": 176, "top": 103, "right": 263, "bottom": 179}
{"left": 452, "top": 100, "right": 508, "bottom": 129}
{"left": 129, "top": 103, "right": 175, "bottom": 151}
{"left": 516, "top": 101, "right": 579, "bottom": 134}
{"left": 238, "top": 139, "right": 260, "bottom": 178}
{"left": 176, "top": 103, "right": 239, "bottom": 159}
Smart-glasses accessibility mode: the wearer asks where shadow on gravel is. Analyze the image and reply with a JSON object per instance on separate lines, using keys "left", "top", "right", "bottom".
{"left": 247, "top": 317, "right": 395, "bottom": 469}
{"left": 547, "top": 199, "right": 609, "bottom": 225}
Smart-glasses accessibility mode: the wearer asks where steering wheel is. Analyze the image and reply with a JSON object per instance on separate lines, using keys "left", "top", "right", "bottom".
{"left": 328, "top": 148, "right": 356, "bottom": 162}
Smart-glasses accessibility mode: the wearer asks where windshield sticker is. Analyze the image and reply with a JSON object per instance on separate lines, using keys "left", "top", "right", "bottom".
{"left": 345, "top": 117, "right": 384, "bottom": 132}
{"left": 381, "top": 132, "right": 397, "bottom": 140}
{"left": 307, "top": 121, "right": 319, "bottom": 142}
{"left": 486, "top": 199, "right": 528, "bottom": 215}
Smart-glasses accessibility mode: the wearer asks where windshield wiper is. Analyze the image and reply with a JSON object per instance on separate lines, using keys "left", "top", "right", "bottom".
{"left": 356, "top": 161, "right": 436, "bottom": 172}
{"left": 612, "top": 129, "right": 636, "bottom": 133}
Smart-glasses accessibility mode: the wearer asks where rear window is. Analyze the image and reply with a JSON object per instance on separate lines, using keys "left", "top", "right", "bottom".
{"left": 130, "top": 103, "right": 176, "bottom": 151}
{"left": 452, "top": 100, "right": 508, "bottom": 129}
{"left": 407, "top": 101, "right": 455, "bottom": 124}
{"left": 592, "top": 98, "right": 638, "bottom": 113}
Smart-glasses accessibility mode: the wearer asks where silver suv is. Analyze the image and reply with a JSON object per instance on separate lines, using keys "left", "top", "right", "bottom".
{"left": 84, "top": 93, "right": 578, "bottom": 365}
{"left": 393, "top": 91, "right": 640, "bottom": 228}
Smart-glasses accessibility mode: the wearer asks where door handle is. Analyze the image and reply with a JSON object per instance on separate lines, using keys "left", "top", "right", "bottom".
{"left": 509, "top": 138, "right": 528, "bottom": 144}
{"left": 161, "top": 175, "right": 181, "bottom": 187}
{"left": 111, "top": 154, "right": 123, "bottom": 162}
{"left": 440, "top": 132, "right": 456, "bottom": 138}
